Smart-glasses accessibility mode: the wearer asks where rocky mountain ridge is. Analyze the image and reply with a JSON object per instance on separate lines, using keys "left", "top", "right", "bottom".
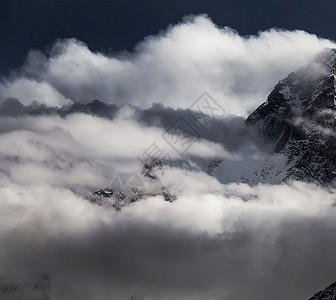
{"left": 246, "top": 48, "right": 336, "bottom": 184}
{"left": 308, "top": 282, "right": 336, "bottom": 300}
{"left": 87, "top": 158, "right": 177, "bottom": 211}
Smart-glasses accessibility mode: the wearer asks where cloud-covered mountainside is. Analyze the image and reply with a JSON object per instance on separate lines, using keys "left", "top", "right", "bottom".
{"left": 1, "top": 15, "right": 336, "bottom": 300}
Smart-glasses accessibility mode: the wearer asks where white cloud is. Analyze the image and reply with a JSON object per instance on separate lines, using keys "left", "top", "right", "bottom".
{"left": 0, "top": 113, "right": 227, "bottom": 189}
{"left": 0, "top": 175, "right": 335, "bottom": 299}
{"left": 1, "top": 15, "right": 334, "bottom": 115}
{"left": 0, "top": 78, "right": 70, "bottom": 107}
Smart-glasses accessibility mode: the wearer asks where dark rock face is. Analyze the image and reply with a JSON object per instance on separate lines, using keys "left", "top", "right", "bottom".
{"left": 207, "top": 159, "right": 223, "bottom": 175}
{"left": 247, "top": 48, "right": 336, "bottom": 184}
{"left": 308, "top": 282, "right": 336, "bottom": 300}
{"left": 88, "top": 159, "right": 177, "bottom": 211}
{"left": 90, "top": 187, "right": 129, "bottom": 211}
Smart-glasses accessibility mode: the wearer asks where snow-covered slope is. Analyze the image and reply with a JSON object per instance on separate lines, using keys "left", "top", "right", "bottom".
{"left": 246, "top": 48, "right": 336, "bottom": 184}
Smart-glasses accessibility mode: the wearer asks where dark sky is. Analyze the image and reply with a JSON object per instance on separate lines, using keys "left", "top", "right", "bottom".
{"left": 1, "top": 0, "right": 336, "bottom": 74}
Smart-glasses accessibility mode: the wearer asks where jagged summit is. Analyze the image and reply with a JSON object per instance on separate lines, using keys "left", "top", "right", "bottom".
{"left": 89, "top": 187, "right": 130, "bottom": 211}
{"left": 246, "top": 48, "right": 336, "bottom": 184}
{"left": 88, "top": 159, "right": 177, "bottom": 211}
{"left": 247, "top": 48, "right": 336, "bottom": 135}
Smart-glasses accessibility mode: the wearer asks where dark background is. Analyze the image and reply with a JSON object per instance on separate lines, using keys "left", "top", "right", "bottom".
{"left": 1, "top": 0, "right": 335, "bottom": 74}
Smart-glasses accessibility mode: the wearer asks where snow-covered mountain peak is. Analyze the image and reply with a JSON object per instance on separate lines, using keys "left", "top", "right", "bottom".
{"left": 246, "top": 48, "right": 336, "bottom": 184}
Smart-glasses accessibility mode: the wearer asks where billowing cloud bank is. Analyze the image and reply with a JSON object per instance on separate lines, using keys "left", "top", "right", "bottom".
{"left": 0, "top": 15, "right": 335, "bottom": 116}
{"left": 1, "top": 170, "right": 336, "bottom": 300}
{"left": 0, "top": 15, "right": 336, "bottom": 300}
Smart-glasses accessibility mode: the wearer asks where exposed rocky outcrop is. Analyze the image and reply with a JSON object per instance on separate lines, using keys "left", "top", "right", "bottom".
{"left": 307, "top": 282, "right": 336, "bottom": 300}
{"left": 246, "top": 48, "right": 336, "bottom": 184}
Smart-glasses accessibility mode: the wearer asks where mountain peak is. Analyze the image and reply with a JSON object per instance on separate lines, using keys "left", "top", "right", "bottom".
{"left": 246, "top": 49, "right": 336, "bottom": 184}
